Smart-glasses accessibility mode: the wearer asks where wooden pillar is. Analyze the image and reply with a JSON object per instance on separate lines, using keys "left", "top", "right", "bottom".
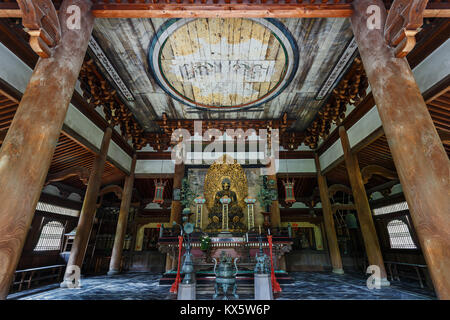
{"left": 339, "top": 126, "right": 389, "bottom": 285}
{"left": 278, "top": 255, "right": 287, "bottom": 272}
{"left": 61, "top": 126, "right": 112, "bottom": 286}
{"left": 108, "top": 155, "right": 137, "bottom": 275}
{"left": 171, "top": 254, "right": 177, "bottom": 270}
{"left": 268, "top": 173, "right": 281, "bottom": 228}
{"left": 351, "top": 0, "right": 450, "bottom": 298}
{"left": 169, "top": 162, "right": 184, "bottom": 224}
{"left": 165, "top": 254, "right": 173, "bottom": 272}
{"left": 314, "top": 154, "right": 344, "bottom": 274}
{"left": 0, "top": 0, "right": 94, "bottom": 299}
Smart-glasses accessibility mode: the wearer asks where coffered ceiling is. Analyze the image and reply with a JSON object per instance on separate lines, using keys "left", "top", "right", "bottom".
{"left": 91, "top": 17, "right": 354, "bottom": 132}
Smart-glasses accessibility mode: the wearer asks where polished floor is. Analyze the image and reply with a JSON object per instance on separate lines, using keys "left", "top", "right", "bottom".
{"left": 7, "top": 271, "right": 435, "bottom": 300}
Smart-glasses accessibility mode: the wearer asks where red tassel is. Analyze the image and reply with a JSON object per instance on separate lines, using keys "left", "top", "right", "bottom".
{"left": 170, "top": 235, "right": 183, "bottom": 293}
{"left": 267, "top": 235, "right": 282, "bottom": 293}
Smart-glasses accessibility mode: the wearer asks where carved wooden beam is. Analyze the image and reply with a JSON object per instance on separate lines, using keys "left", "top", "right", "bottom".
{"left": 98, "top": 184, "right": 123, "bottom": 199}
{"left": 280, "top": 131, "right": 306, "bottom": 151}
{"left": 143, "top": 112, "right": 302, "bottom": 151}
{"left": 304, "top": 58, "right": 369, "bottom": 149}
{"left": 79, "top": 59, "right": 146, "bottom": 150}
{"left": 96, "top": 184, "right": 123, "bottom": 208}
{"left": 328, "top": 184, "right": 353, "bottom": 198}
{"left": 1, "top": 1, "right": 449, "bottom": 19}
{"left": 51, "top": 181, "right": 85, "bottom": 199}
{"left": 157, "top": 112, "right": 293, "bottom": 135}
{"left": 16, "top": 0, "right": 61, "bottom": 58}
{"left": 45, "top": 166, "right": 90, "bottom": 186}
{"left": 361, "top": 164, "right": 398, "bottom": 184}
{"left": 385, "top": 0, "right": 429, "bottom": 58}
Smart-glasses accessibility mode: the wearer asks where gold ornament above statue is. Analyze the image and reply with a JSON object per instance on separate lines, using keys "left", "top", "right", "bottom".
{"left": 204, "top": 155, "right": 248, "bottom": 232}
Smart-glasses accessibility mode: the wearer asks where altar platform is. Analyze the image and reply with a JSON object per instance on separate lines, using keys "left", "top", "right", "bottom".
{"left": 157, "top": 230, "right": 294, "bottom": 285}
{"left": 158, "top": 269, "right": 293, "bottom": 286}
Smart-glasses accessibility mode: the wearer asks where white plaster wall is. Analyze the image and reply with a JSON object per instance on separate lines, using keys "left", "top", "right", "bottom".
{"left": 0, "top": 43, "right": 32, "bottom": 92}
{"left": 347, "top": 106, "right": 382, "bottom": 148}
{"left": 277, "top": 159, "right": 316, "bottom": 173}
{"left": 414, "top": 39, "right": 450, "bottom": 93}
{"left": 319, "top": 138, "right": 343, "bottom": 171}
{"left": 0, "top": 43, "right": 132, "bottom": 173}
{"left": 64, "top": 106, "right": 131, "bottom": 172}
{"left": 318, "top": 106, "right": 381, "bottom": 172}
{"left": 135, "top": 160, "right": 175, "bottom": 174}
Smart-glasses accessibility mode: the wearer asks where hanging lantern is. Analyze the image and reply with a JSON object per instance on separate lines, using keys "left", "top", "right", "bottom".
{"left": 193, "top": 196, "right": 206, "bottom": 229}
{"left": 153, "top": 179, "right": 166, "bottom": 204}
{"left": 282, "top": 179, "right": 296, "bottom": 204}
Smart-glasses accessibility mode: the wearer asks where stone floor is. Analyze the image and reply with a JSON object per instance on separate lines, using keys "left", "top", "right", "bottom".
{"left": 7, "top": 271, "right": 435, "bottom": 300}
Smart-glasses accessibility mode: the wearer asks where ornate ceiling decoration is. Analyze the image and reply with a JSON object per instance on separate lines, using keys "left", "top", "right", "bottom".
{"left": 303, "top": 58, "right": 369, "bottom": 149}
{"left": 80, "top": 50, "right": 367, "bottom": 152}
{"left": 143, "top": 112, "right": 297, "bottom": 151}
{"left": 384, "top": 0, "right": 429, "bottom": 58}
{"left": 148, "top": 18, "right": 298, "bottom": 112}
{"left": 76, "top": 17, "right": 371, "bottom": 152}
{"left": 79, "top": 58, "right": 147, "bottom": 150}
{"left": 16, "top": 0, "right": 61, "bottom": 58}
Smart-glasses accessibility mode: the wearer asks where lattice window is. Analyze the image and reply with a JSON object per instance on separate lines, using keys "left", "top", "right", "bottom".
{"left": 386, "top": 219, "right": 417, "bottom": 249}
{"left": 373, "top": 201, "right": 409, "bottom": 216}
{"left": 36, "top": 201, "right": 80, "bottom": 217}
{"left": 34, "top": 221, "right": 65, "bottom": 251}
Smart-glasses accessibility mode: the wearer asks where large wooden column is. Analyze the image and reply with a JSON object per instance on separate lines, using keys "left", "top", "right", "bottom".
{"left": 61, "top": 126, "right": 112, "bottom": 286}
{"left": 165, "top": 255, "right": 174, "bottom": 272}
{"left": 351, "top": 0, "right": 450, "bottom": 298}
{"left": 268, "top": 173, "right": 281, "bottom": 228}
{"left": 169, "top": 162, "right": 184, "bottom": 224}
{"left": 314, "top": 155, "right": 344, "bottom": 274}
{"left": 108, "top": 155, "right": 137, "bottom": 275}
{"left": 339, "top": 126, "right": 389, "bottom": 285}
{"left": 0, "top": 0, "right": 94, "bottom": 299}
{"left": 167, "top": 162, "right": 184, "bottom": 271}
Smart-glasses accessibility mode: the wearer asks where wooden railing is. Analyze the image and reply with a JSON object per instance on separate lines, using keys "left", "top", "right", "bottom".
{"left": 11, "top": 264, "right": 65, "bottom": 292}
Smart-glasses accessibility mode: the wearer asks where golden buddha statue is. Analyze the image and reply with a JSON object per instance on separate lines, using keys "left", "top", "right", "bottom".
{"left": 207, "top": 178, "right": 246, "bottom": 231}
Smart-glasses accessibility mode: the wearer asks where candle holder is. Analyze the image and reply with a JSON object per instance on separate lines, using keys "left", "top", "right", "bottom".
{"left": 244, "top": 197, "right": 257, "bottom": 231}
{"left": 220, "top": 195, "right": 231, "bottom": 231}
{"left": 194, "top": 196, "right": 206, "bottom": 229}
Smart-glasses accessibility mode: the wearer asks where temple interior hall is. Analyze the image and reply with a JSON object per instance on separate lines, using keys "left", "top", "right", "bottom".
{"left": 0, "top": 0, "right": 449, "bottom": 302}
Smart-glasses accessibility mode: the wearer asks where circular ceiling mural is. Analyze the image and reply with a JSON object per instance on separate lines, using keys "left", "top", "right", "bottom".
{"left": 149, "top": 18, "right": 298, "bottom": 111}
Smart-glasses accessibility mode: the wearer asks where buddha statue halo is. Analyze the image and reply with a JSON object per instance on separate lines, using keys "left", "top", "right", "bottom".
{"left": 204, "top": 155, "right": 248, "bottom": 232}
